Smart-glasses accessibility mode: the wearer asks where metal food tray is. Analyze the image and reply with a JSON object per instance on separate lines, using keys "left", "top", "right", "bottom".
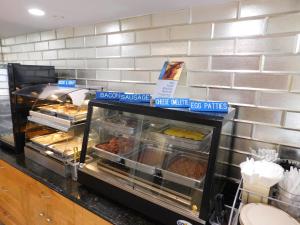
{"left": 56, "top": 111, "right": 87, "bottom": 123}
{"left": 47, "top": 137, "right": 92, "bottom": 159}
{"left": 124, "top": 145, "right": 170, "bottom": 175}
{"left": 38, "top": 107, "right": 57, "bottom": 116}
{"left": 37, "top": 106, "right": 87, "bottom": 123}
{"left": 30, "top": 132, "right": 73, "bottom": 148}
{"left": 161, "top": 153, "right": 207, "bottom": 188}
{"left": 146, "top": 126, "right": 212, "bottom": 152}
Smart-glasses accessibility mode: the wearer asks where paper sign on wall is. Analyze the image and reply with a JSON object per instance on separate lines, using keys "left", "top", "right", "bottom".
{"left": 152, "top": 61, "right": 184, "bottom": 99}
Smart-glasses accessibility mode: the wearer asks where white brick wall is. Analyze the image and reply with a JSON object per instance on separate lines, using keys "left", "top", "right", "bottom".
{"left": 2, "top": 0, "right": 300, "bottom": 178}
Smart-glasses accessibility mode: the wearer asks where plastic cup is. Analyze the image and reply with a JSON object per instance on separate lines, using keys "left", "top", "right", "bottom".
{"left": 242, "top": 181, "right": 270, "bottom": 204}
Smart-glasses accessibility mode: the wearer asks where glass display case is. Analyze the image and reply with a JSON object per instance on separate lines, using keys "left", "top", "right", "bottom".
{"left": 0, "top": 65, "right": 14, "bottom": 147}
{"left": 78, "top": 100, "right": 235, "bottom": 225}
{"left": 16, "top": 84, "right": 95, "bottom": 178}
{"left": 0, "top": 63, "right": 56, "bottom": 152}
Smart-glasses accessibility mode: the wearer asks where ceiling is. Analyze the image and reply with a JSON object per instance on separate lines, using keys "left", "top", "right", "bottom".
{"left": 0, "top": 0, "right": 229, "bottom": 38}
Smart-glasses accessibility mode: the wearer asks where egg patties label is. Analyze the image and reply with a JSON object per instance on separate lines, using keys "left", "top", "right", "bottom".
{"left": 190, "top": 101, "right": 228, "bottom": 113}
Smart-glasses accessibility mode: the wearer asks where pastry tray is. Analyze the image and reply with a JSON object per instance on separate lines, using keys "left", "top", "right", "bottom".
{"left": 30, "top": 132, "right": 73, "bottom": 148}
{"left": 145, "top": 126, "right": 212, "bottom": 152}
{"left": 47, "top": 139, "right": 82, "bottom": 158}
{"left": 37, "top": 106, "right": 87, "bottom": 123}
{"left": 28, "top": 111, "right": 85, "bottom": 132}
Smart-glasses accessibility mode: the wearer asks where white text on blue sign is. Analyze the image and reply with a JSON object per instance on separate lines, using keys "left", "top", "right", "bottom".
{"left": 119, "top": 94, "right": 151, "bottom": 103}
{"left": 58, "top": 80, "right": 76, "bottom": 88}
{"left": 96, "top": 91, "right": 123, "bottom": 100}
{"left": 190, "top": 101, "right": 228, "bottom": 112}
{"left": 155, "top": 98, "right": 190, "bottom": 108}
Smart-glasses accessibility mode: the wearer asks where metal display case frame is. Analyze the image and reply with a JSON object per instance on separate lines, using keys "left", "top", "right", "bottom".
{"left": 0, "top": 63, "right": 57, "bottom": 153}
{"left": 78, "top": 100, "right": 235, "bottom": 225}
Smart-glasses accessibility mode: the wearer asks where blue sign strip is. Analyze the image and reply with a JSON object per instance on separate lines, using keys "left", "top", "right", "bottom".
{"left": 155, "top": 98, "right": 190, "bottom": 108}
{"left": 58, "top": 80, "right": 76, "bottom": 88}
{"left": 96, "top": 91, "right": 124, "bottom": 100}
{"left": 119, "top": 94, "right": 151, "bottom": 103}
{"left": 190, "top": 101, "right": 228, "bottom": 113}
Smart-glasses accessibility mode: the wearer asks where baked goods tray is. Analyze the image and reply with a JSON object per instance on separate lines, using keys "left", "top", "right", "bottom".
{"left": 28, "top": 111, "right": 85, "bottom": 132}
{"left": 46, "top": 137, "right": 93, "bottom": 159}
{"left": 26, "top": 142, "right": 72, "bottom": 163}
{"left": 30, "top": 132, "right": 73, "bottom": 149}
{"left": 145, "top": 127, "right": 212, "bottom": 152}
{"left": 38, "top": 107, "right": 87, "bottom": 122}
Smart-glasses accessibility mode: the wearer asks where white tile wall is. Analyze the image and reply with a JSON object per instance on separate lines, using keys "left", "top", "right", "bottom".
{"left": 212, "top": 56, "right": 260, "bottom": 71}
{"left": 267, "top": 13, "right": 300, "bottom": 34}
{"left": 56, "top": 27, "right": 74, "bottom": 39}
{"left": 35, "top": 41, "right": 48, "bottom": 51}
{"left": 190, "top": 40, "right": 234, "bottom": 55}
{"left": 191, "top": 1, "right": 238, "bottom": 22}
{"left": 95, "top": 21, "right": 120, "bottom": 34}
{"left": 27, "top": 33, "right": 41, "bottom": 42}
{"left": 121, "top": 15, "right": 151, "bottom": 31}
{"left": 264, "top": 55, "right": 300, "bottom": 72}
{"left": 170, "top": 56, "right": 209, "bottom": 71}
{"left": 236, "top": 36, "right": 296, "bottom": 54}
{"left": 85, "top": 35, "right": 106, "bottom": 47}
{"left": 234, "top": 73, "right": 290, "bottom": 90}
{"left": 152, "top": 9, "right": 189, "bottom": 27}
{"left": 86, "top": 59, "right": 107, "bottom": 69}
{"left": 285, "top": 112, "right": 300, "bottom": 129}
{"left": 121, "top": 44, "right": 150, "bottom": 57}
{"left": 96, "top": 70, "right": 120, "bottom": 81}
{"left": 49, "top": 40, "right": 65, "bottom": 49}
{"left": 214, "top": 19, "right": 265, "bottom": 38}
{"left": 66, "top": 38, "right": 84, "bottom": 48}
{"left": 2, "top": 0, "right": 300, "bottom": 178}
{"left": 41, "top": 30, "right": 56, "bottom": 41}
{"left": 240, "top": 0, "right": 300, "bottom": 18}
{"left": 108, "top": 32, "right": 134, "bottom": 45}
{"left": 121, "top": 70, "right": 150, "bottom": 82}
{"left": 136, "top": 28, "right": 169, "bottom": 43}
{"left": 15, "top": 35, "right": 27, "bottom": 44}
{"left": 170, "top": 24, "right": 211, "bottom": 40}
{"left": 42, "top": 50, "right": 57, "bottom": 60}
{"left": 187, "top": 71, "right": 232, "bottom": 87}
{"left": 108, "top": 58, "right": 134, "bottom": 69}
{"left": 135, "top": 57, "right": 168, "bottom": 70}
{"left": 74, "top": 25, "right": 95, "bottom": 37}
{"left": 96, "top": 46, "right": 120, "bottom": 58}
{"left": 151, "top": 42, "right": 188, "bottom": 56}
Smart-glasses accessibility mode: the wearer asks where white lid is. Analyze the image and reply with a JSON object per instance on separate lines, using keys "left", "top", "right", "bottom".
{"left": 240, "top": 203, "right": 299, "bottom": 225}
